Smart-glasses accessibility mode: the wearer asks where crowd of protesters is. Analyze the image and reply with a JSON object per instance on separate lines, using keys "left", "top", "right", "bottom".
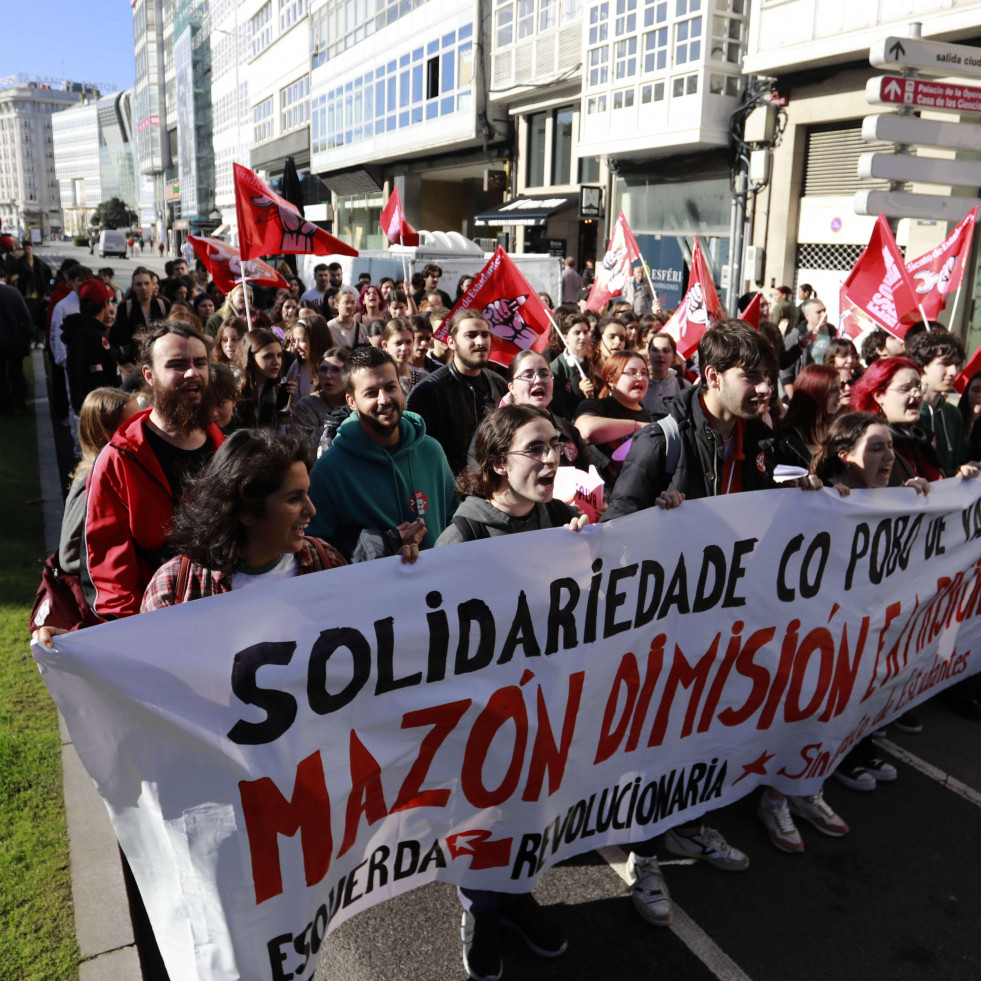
{"left": 17, "top": 241, "right": 981, "bottom": 981}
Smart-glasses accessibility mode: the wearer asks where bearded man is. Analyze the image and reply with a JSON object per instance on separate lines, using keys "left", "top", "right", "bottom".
{"left": 83, "top": 322, "right": 224, "bottom": 618}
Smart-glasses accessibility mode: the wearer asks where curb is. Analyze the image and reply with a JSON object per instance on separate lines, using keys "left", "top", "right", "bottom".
{"left": 32, "top": 350, "right": 144, "bottom": 980}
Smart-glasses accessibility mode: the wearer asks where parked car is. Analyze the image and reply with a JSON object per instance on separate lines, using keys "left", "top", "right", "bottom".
{"left": 98, "top": 229, "right": 128, "bottom": 258}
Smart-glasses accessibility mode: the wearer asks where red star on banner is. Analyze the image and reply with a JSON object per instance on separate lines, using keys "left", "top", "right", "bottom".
{"left": 732, "top": 750, "right": 775, "bottom": 786}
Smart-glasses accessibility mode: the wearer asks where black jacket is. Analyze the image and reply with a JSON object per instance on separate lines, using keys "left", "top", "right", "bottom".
{"left": 111, "top": 296, "right": 170, "bottom": 362}
{"left": 602, "top": 384, "right": 776, "bottom": 520}
{"left": 768, "top": 426, "right": 813, "bottom": 470}
{"left": 406, "top": 361, "right": 507, "bottom": 475}
{"left": 60, "top": 312, "right": 119, "bottom": 412}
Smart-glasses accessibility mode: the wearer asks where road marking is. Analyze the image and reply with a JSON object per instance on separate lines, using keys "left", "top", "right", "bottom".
{"left": 598, "top": 845, "right": 754, "bottom": 981}
{"left": 875, "top": 736, "right": 981, "bottom": 808}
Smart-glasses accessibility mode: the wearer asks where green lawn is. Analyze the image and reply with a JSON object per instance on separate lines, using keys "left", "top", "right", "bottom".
{"left": 0, "top": 365, "right": 78, "bottom": 981}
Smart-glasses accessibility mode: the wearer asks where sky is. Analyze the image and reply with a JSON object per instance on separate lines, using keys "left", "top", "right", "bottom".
{"left": 1, "top": 2, "right": 136, "bottom": 93}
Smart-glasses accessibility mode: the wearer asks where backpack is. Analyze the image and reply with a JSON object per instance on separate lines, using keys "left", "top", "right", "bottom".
{"left": 30, "top": 551, "right": 102, "bottom": 635}
{"left": 450, "top": 499, "right": 574, "bottom": 542}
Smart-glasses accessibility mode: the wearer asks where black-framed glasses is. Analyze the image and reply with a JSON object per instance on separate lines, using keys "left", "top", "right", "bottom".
{"left": 507, "top": 438, "right": 563, "bottom": 462}
{"left": 513, "top": 369, "right": 552, "bottom": 383}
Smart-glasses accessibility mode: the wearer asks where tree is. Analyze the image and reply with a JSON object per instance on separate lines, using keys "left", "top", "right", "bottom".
{"left": 90, "top": 198, "right": 138, "bottom": 231}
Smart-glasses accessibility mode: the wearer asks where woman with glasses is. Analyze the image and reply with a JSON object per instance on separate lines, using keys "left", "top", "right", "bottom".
{"left": 574, "top": 350, "right": 652, "bottom": 486}
{"left": 506, "top": 349, "right": 593, "bottom": 472}
{"left": 289, "top": 347, "right": 351, "bottom": 455}
{"left": 850, "top": 356, "right": 976, "bottom": 484}
{"left": 849, "top": 358, "right": 978, "bottom": 734}
{"left": 435, "top": 404, "right": 586, "bottom": 979}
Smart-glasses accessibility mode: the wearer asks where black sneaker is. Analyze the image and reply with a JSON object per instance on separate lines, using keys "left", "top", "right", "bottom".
{"left": 893, "top": 712, "right": 922, "bottom": 733}
{"left": 498, "top": 894, "right": 568, "bottom": 958}
{"left": 461, "top": 910, "right": 503, "bottom": 981}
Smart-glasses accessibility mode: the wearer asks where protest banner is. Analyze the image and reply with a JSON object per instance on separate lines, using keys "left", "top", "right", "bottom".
{"left": 34, "top": 481, "right": 981, "bottom": 980}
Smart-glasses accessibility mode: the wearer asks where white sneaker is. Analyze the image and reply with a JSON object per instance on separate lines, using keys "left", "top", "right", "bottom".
{"left": 757, "top": 794, "right": 804, "bottom": 854}
{"left": 788, "top": 791, "right": 849, "bottom": 837}
{"left": 663, "top": 825, "right": 750, "bottom": 871}
{"left": 626, "top": 852, "right": 673, "bottom": 927}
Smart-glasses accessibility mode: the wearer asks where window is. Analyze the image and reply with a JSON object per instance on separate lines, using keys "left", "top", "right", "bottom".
{"left": 426, "top": 57, "right": 439, "bottom": 99}
{"left": 526, "top": 111, "right": 546, "bottom": 187}
{"left": 615, "top": 37, "right": 637, "bottom": 78}
{"left": 586, "top": 95, "right": 607, "bottom": 114}
{"left": 641, "top": 80, "right": 665, "bottom": 101}
{"left": 613, "top": 88, "right": 635, "bottom": 109}
{"left": 496, "top": 0, "right": 514, "bottom": 46}
{"left": 540, "top": 0, "right": 557, "bottom": 30}
{"left": 253, "top": 96, "right": 273, "bottom": 143}
{"left": 281, "top": 76, "right": 310, "bottom": 132}
{"left": 615, "top": 0, "right": 637, "bottom": 35}
{"left": 711, "top": 10, "right": 746, "bottom": 64}
{"left": 709, "top": 74, "right": 740, "bottom": 96}
{"left": 588, "top": 46, "right": 609, "bottom": 86}
{"left": 588, "top": 2, "right": 609, "bottom": 44}
{"left": 675, "top": 14, "right": 702, "bottom": 64}
{"left": 644, "top": 0, "right": 667, "bottom": 26}
{"left": 551, "top": 106, "right": 573, "bottom": 184}
{"left": 672, "top": 74, "right": 698, "bottom": 96}
{"left": 279, "top": 0, "right": 307, "bottom": 32}
{"left": 644, "top": 27, "right": 667, "bottom": 72}
{"left": 517, "top": 0, "right": 535, "bottom": 38}
{"left": 311, "top": 5, "right": 327, "bottom": 67}
{"left": 250, "top": 2, "right": 272, "bottom": 58}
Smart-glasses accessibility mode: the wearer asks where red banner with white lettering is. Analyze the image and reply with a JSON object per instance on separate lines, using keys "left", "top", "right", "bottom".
{"left": 660, "top": 238, "right": 725, "bottom": 359}
{"left": 437, "top": 247, "right": 552, "bottom": 366}
{"left": 379, "top": 187, "right": 420, "bottom": 248}
{"left": 841, "top": 214, "right": 921, "bottom": 339}
{"left": 585, "top": 211, "right": 645, "bottom": 312}
{"left": 906, "top": 206, "right": 977, "bottom": 320}
{"left": 233, "top": 163, "right": 358, "bottom": 262}
{"left": 187, "top": 235, "right": 289, "bottom": 295}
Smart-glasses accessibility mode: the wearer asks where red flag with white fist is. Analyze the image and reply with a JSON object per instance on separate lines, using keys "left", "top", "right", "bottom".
{"left": 905, "top": 206, "right": 977, "bottom": 320}
{"left": 841, "top": 214, "right": 921, "bottom": 340}
{"left": 585, "top": 210, "right": 646, "bottom": 312}
{"left": 187, "top": 235, "right": 289, "bottom": 295}
{"left": 436, "top": 247, "right": 552, "bottom": 366}
{"left": 379, "top": 187, "right": 420, "bottom": 247}
{"left": 660, "top": 238, "right": 725, "bottom": 359}
{"left": 233, "top": 162, "right": 358, "bottom": 261}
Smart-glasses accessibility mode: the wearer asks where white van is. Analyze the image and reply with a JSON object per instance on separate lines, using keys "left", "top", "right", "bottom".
{"left": 98, "top": 229, "right": 128, "bottom": 258}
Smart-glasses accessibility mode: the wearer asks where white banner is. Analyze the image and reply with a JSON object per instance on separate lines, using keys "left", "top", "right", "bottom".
{"left": 35, "top": 481, "right": 981, "bottom": 980}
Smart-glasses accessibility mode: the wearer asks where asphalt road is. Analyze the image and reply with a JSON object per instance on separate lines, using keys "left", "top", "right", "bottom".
{"left": 314, "top": 697, "right": 981, "bottom": 981}
{"left": 29, "top": 238, "right": 175, "bottom": 281}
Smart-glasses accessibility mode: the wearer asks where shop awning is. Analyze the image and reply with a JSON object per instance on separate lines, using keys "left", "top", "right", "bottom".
{"left": 474, "top": 193, "right": 578, "bottom": 227}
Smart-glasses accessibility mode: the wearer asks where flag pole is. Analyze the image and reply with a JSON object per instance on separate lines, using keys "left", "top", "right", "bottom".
{"left": 948, "top": 276, "right": 966, "bottom": 332}
{"left": 641, "top": 262, "right": 659, "bottom": 314}
{"left": 239, "top": 273, "right": 253, "bottom": 331}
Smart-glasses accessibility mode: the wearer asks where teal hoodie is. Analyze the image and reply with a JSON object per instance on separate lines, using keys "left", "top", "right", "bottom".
{"left": 307, "top": 409, "right": 456, "bottom": 551}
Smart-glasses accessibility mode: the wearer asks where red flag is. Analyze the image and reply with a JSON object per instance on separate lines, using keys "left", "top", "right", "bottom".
{"left": 660, "top": 239, "right": 725, "bottom": 359}
{"left": 954, "top": 342, "right": 981, "bottom": 395}
{"left": 906, "top": 206, "right": 977, "bottom": 320}
{"left": 739, "top": 291, "right": 762, "bottom": 328}
{"left": 435, "top": 247, "right": 552, "bottom": 366}
{"left": 187, "top": 235, "right": 289, "bottom": 295}
{"left": 585, "top": 210, "right": 645, "bottom": 312}
{"left": 379, "top": 187, "right": 420, "bottom": 247}
{"left": 841, "top": 214, "right": 921, "bottom": 339}
{"left": 233, "top": 162, "right": 357, "bottom": 261}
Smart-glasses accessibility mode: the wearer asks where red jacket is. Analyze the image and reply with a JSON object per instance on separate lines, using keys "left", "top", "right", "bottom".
{"left": 84, "top": 408, "right": 225, "bottom": 619}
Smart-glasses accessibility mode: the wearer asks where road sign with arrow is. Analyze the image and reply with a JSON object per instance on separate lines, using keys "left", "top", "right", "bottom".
{"left": 870, "top": 36, "right": 981, "bottom": 79}
{"left": 866, "top": 75, "right": 981, "bottom": 114}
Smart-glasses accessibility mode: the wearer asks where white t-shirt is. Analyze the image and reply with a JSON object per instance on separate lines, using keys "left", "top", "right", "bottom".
{"left": 229, "top": 552, "right": 298, "bottom": 590}
{"left": 641, "top": 373, "right": 691, "bottom": 415}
